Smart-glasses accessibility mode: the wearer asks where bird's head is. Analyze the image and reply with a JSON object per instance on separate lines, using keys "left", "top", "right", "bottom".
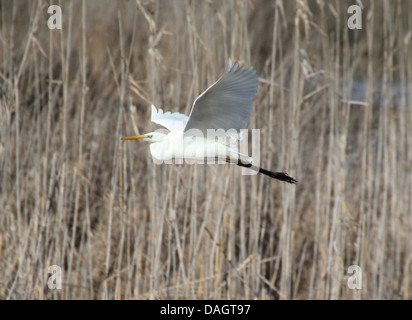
{"left": 121, "top": 131, "right": 166, "bottom": 143}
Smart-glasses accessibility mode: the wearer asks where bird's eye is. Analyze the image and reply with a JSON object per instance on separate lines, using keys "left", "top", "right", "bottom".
{"left": 147, "top": 135, "right": 153, "bottom": 139}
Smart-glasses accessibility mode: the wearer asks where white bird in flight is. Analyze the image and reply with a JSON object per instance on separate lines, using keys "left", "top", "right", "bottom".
{"left": 122, "top": 59, "right": 296, "bottom": 183}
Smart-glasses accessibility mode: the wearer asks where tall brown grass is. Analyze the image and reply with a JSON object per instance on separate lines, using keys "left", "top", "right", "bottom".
{"left": 0, "top": 0, "right": 411, "bottom": 299}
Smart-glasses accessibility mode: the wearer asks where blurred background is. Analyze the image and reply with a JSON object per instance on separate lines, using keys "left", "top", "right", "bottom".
{"left": 0, "top": 0, "right": 411, "bottom": 299}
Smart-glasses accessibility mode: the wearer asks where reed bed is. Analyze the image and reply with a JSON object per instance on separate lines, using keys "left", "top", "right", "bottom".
{"left": 0, "top": 0, "right": 411, "bottom": 299}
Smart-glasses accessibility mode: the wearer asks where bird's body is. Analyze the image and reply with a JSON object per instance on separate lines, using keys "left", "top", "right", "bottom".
{"left": 147, "top": 129, "right": 251, "bottom": 164}
{"left": 122, "top": 59, "right": 296, "bottom": 183}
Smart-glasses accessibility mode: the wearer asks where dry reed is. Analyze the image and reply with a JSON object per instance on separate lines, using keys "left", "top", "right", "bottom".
{"left": 0, "top": 0, "right": 411, "bottom": 299}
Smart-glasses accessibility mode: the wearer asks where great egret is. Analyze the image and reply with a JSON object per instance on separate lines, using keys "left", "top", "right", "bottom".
{"left": 122, "top": 59, "right": 296, "bottom": 184}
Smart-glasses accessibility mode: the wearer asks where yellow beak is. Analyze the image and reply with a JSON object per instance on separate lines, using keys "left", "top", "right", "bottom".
{"left": 121, "top": 135, "right": 146, "bottom": 140}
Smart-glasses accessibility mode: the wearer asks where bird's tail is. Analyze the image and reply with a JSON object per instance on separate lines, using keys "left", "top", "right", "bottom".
{"left": 225, "top": 157, "right": 297, "bottom": 184}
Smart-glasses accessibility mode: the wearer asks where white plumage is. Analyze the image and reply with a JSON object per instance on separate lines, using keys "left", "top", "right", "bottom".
{"left": 122, "top": 59, "right": 297, "bottom": 183}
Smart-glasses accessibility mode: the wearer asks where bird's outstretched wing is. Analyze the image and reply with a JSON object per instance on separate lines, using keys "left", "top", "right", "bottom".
{"left": 184, "top": 58, "right": 258, "bottom": 135}
{"left": 151, "top": 104, "right": 188, "bottom": 132}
